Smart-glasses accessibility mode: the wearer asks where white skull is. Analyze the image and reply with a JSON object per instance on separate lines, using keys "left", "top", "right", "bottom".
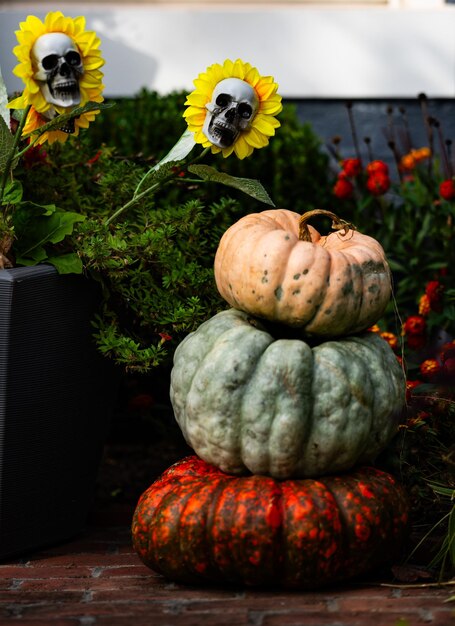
{"left": 32, "top": 32, "right": 83, "bottom": 108}
{"left": 203, "top": 78, "right": 259, "bottom": 148}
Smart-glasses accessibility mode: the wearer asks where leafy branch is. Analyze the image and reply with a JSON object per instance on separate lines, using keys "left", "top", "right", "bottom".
{"left": 103, "top": 129, "right": 275, "bottom": 226}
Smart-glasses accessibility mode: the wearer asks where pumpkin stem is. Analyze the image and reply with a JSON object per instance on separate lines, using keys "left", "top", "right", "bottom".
{"left": 298, "top": 210, "right": 356, "bottom": 242}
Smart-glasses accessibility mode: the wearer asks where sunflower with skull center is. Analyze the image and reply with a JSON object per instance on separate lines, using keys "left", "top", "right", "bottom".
{"left": 184, "top": 59, "right": 282, "bottom": 159}
{"left": 8, "top": 11, "right": 104, "bottom": 144}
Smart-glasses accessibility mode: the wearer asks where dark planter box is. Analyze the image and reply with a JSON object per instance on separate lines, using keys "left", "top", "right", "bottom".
{"left": 0, "top": 265, "right": 114, "bottom": 558}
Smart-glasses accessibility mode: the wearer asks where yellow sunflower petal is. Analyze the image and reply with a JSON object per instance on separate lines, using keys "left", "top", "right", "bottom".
{"left": 260, "top": 97, "right": 283, "bottom": 115}
{"left": 7, "top": 94, "right": 27, "bottom": 109}
{"left": 233, "top": 137, "right": 254, "bottom": 160}
{"left": 220, "top": 144, "right": 235, "bottom": 158}
{"left": 244, "top": 127, "right": 269, "bottom": 149}
{"left": 253, "top": 113, "right": 281, "bottom": 136}
{"left": 186, "top": 92, "right": 210, "bottom": 107}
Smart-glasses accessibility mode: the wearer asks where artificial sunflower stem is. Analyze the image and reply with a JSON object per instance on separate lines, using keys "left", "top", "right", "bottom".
{"left": 104, "top": 179, "right": 167, "bottom": 226}
{"left": 0, "top": 105, "right": 32, "bottom": 206}
{"left": 105, "top": 146, "right": 211, "bottom": 226}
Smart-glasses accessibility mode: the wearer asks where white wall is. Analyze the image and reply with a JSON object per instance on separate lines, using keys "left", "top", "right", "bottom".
{"left": 1, "top": 2, "right": 455, "bottom": 98}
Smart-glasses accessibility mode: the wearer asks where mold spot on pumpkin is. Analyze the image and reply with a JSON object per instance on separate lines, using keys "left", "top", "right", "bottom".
{"left": 293, "top": 273, "right": 301, "bottom": 280}
{"left": 274, "top": 286, "right": 283, "bottom": 301}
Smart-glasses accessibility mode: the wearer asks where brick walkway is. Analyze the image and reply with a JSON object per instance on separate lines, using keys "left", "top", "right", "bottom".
{"left": 0, "top": 501, "right": 453, "bottom": 626}
{"left": 0, "top": 433, "right": 453, "bottom": 626}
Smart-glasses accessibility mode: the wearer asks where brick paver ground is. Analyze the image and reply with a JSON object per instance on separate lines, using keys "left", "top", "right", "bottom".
{"left": 0, "top": 501, "right": 453, "bottom": 626}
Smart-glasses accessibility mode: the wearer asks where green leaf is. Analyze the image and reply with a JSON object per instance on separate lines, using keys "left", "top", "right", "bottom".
{"left": 22, "top": 101, "right": 114, "bottom": 139}
{"left": 47, "top": 252, "right": 83, "bottom": 274}
{"left": 152, "top": 129, "right": 196, "bottom": 172}
{"left": 387, "top": 258, "right": 408, "bottom": 273}
{"left": 188, "top": 164, "right": 275, "bottom": 206}
{"left": 1, "top": 179, "right": 23, "bottom": 205}
{"left": 416, "top": 211, "right": 432, "bottom": 247}
{"left": 0, "top": 114, "right": 15, "bottom": 178}
{"left": 12, "top": 203, "right": 85, "bottom": 265}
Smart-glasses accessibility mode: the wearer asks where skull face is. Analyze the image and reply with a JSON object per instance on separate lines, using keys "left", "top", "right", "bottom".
{"left": 32, "top": 32, "right": 84, "bottom": 108}
{"left": 203, "top": 78, "right": 259, "bottom": 148}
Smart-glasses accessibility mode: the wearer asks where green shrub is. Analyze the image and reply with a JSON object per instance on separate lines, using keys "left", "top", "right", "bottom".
{"left": 16, "top": 91, "right": 332, "bottom": 371}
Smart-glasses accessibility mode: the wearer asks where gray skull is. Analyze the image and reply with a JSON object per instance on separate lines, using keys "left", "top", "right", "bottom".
{"left": 203, "top": 78, "right": 259, "bottom": 148}
{"left": 32, "top": 32, "right": 83, "bottom": 108}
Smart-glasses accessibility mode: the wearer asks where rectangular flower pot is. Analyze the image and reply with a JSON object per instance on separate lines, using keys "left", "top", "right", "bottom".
{"left": 0, "top": 265, "right": 114, "bottom": 559}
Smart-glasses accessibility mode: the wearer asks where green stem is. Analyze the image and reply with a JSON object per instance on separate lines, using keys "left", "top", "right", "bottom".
{"left": 0, "top": 105, "right": 32, "bottom": 206}
{"left": 104, "top": 178, "right": 168, "bottom": 226}
{"left": 15, "top": 132, "right": 41, "bottom": 161}
{"left": 104, "top": 146, "right": 211, "bottom": 227}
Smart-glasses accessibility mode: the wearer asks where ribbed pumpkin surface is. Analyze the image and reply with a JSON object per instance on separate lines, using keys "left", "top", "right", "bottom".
{"left": 214, "top": 209, "right": 392, "bottom": 336}
{"left": 170, "top": 309, "right": 405, "bottom": 478}
{"left": 132, "top": 456, "right": 409, "bottom": 589}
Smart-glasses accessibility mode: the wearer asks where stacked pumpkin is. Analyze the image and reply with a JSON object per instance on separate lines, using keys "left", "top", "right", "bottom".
{"left": 132, "top": 209, "right": 409, "bottom": 589}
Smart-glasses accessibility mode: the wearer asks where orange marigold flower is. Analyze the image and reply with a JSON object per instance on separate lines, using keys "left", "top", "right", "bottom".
{"left": 369, "top": 324, "right": 381, "bottom": 333}
{"left": 411, "top": 147, "right": 431, "bottom": 161}
{"left": 420, "top": 358, "right": 441, "bottom": 378}
{"left": 418, "top": 294, "right": 431, "bottom": 316}
{"left": 403, "top": 315, "right": 426, "bottom": 335}
{"left": 406, "top": 380, "right": 422, "bottom": 392}
{"left": 400, "top": 154, "right": 416, "bottom": 171}
{"left": 380, "top": 331, "right": 398, "bottom": 351}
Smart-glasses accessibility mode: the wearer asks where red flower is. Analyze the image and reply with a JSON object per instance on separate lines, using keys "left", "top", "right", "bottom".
{"left": 439, "top": 179, "right": 455, "bottom": 200}
{"left": 341, "top": 158, "right": 362, "bottom": 178}
{"left": 86, "top": 149, "right": 103, "bottom": 166}
{"left": 333, "top": 177, "right": 354, "bottom": 199}
{"left": 440, "top": 340, "right": 455, "bottom": 362}
{"left": 403, "top": 315, "right": 426, "bottom": 336}
{"left": 425, "top": 280, "right": 444, "bottom": 312}
{"left": 366, "top": 160, "right": 389, "bottom": 176}
{"left": 159, "top": 332, "right": 172, "bottom": 342}
{"left": 366, "top": 172, "right": 391, "bottom": 196}
{"left": 420, "top": 358, "right": 441, "bottom": 378}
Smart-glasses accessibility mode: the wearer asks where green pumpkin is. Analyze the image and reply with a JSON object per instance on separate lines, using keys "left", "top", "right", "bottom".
{"left": 170, "top": 309, "right": 405, "bottom": 479}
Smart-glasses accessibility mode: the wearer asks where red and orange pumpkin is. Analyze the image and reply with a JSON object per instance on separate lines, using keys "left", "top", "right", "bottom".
{"left": 132, "top": 456, "right": 409, "bottom": 589}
